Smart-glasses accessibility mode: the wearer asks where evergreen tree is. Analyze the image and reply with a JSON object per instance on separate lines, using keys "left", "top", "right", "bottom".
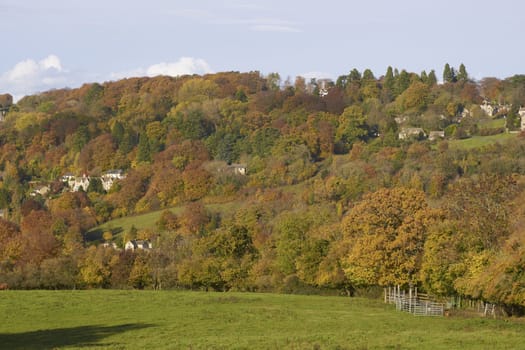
{"left": 427, "top": 70, "right": 438, "bottom": 86}
{"left": 457, "top": 63, "right": 468, "bottom": 82}
{"left": 420, "top": 70, "right": 428, "bottom": 84}
{"left": 136, "top": 133, "right": 151, "bottom": 163}
{"left": 362, "top": 69, "right": 375, "bottom": 81}
{"left": 348, "top": 68, "right": 361, "bottom": 83}
{"left": 384, "top": 66, "right": 395, "bottom": 91}
{"left": 395, "top": 70, "right": 411, "bottom": 96}
{"left": 443, "top": 63, "right": 457, "bottom": 83}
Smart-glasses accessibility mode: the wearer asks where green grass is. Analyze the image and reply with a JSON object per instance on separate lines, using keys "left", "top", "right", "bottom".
{"left": 0, "top": 290, "right": 524, "bottom": 349}
{"left": 478, "top": 117, "right": 505, "bottom": 129}
{"left": 87, "top": 201, "right": 244, "bottom": 242}
{"left": 447, "top": 133, "right": 518, "bottom": 150}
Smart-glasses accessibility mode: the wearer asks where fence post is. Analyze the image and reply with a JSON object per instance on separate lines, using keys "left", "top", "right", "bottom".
{"left": 409, "top": 286, "right": 412, "bottom": 314}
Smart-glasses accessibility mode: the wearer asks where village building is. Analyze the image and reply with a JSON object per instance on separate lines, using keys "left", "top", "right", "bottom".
{"left": 102, "top": 242, "right": 119, "bottom": 249}
{"left": 428, "top": 131, "right": 445, "bottom": 141}
{"left": 30, "top": 185, "right": 51, "bottom": 197}
{"left": 124, "top": 239, "right": 152, "bottom": 251}
{"left": 398, "top": 127, "right": 426, "bottom": 140}
{"left": 61, "top": 169, "right": 125, "bottom": 192}
{"left": 228, "top": 164, "right": 247, "bottom": 176}
{"left": 519, "top": 107, "right": 525, "bottom": 131}
{"left": 100, "top": 169, "right": 126, "bottom": 191}
{"left": 317, "top": 78, "right": 333, "bottom": 97}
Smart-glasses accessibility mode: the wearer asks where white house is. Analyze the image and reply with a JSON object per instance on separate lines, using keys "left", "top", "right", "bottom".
{"left": 125, "top": 239, "right": 152, "bottom": 251}
{"left": 519, "top": 107, "right": 525, "bottom": 131}
{"left": 100, "top": 169, "right": 126, "bottom": 191}
{"left": 398, "top": 127, "right": 426, "bottom": 140}
{"left": 428, "top": 131, "right": 445, "bottom": 141}
{"left": 30, "top": 185, "right": 51, "bottom": 197}
{"left": 228, "top": 164, "right": 247, "bottom": 176}
{"left": 71, "top": 174, "right": 90, "bottom": 192}
{"left": 102, "top": 242, "right": 119, "bottom": 249}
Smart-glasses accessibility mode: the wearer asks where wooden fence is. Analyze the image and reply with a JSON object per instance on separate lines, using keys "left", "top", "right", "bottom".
{"left": 385, "top": 286, "right": 445, "bottom": 317}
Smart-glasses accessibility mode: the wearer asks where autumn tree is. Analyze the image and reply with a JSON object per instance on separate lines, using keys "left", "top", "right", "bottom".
{"left": 341, "top": 188, "right": 441, "bottom": 288}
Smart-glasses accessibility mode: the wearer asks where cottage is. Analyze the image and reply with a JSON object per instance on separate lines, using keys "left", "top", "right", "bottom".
{"left": 398, "top": 127, "right": 426, "bottom": 140}
{"left": 228, "top": 163, "right": 247, "bottom": 176}
{"left": 480, "top": 100, "right": 495, "bottom": 116}
{"left": 519, "top": 107, "right": 525, "bottom": 131}
{"left": 124, "top": 239, "right": 152, "bottom": 251}
{"left": 100, "top": 169, "right": 125, "bottom": 191}
{"left": 428, "top": 131, "right": 445, "bottom": 141}
{"left": 71, "top": 174, "right": 90, "bottom": 192}
{"left": 102, "top": 242, "right": 119, "bottom": 249}
{"left": 30, "top": 185, "right": 50, "bottom": 197}
{"left": 317, "top": 78, "right": 333, "bottom": 97}
{"left": 61, "top": 173, "right": 75, "bottom": 183}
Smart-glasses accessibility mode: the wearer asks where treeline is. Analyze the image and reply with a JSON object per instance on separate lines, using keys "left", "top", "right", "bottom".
{"left": 1, "top": 67, "right": 525, "bottom": 313}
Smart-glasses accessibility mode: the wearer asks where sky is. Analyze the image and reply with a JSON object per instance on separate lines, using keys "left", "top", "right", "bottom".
{"left": 1, "top": 0, "right": 524, "bottom": 100}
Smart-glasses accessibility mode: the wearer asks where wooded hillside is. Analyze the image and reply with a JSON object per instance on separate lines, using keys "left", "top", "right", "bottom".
{"left": 1, "top": 66, "right": 525, "bottom": 313}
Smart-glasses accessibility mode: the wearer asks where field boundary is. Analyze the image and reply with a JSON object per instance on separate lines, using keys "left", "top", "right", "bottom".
{"left": 385, "top": 286, "right": 445, "bottom": 317}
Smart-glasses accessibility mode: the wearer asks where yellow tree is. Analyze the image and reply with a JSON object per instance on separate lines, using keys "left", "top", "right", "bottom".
{"left": 341, "top": 187, "right": 441, "bottom": 288}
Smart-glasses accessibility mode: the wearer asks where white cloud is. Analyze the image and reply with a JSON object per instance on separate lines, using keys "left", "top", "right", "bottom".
{"left": 110, "top": 57, "right": 214, "bottom": 80}
{"left": 146, "top": 57, "right": 213, "bottom": 77}
{"left": 0, "top": 55, "right": 70, "bottom": 101}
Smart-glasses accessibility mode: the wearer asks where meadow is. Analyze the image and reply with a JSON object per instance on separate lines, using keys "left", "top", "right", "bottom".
{"left": 1, "top": 290, "right": 524, "bottom": 349}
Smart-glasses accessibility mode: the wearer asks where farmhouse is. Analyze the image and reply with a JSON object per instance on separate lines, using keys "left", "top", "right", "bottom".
{"left": 519, "top": 107, "right": 525, "bottom": 131}
{"left": 100, "top": 169, "right": 126, "bottom": 191}
{"left": 428, "top": 131, "right": 445, "bottom": 141}
{"left": 228, "top": 163, "right": 247, "bottom": 176}
{"left": 61, "top": 169, "right": 125, "bottom": 192}
{"left": 125, "top": 239, "right": 153, "bottom": 251}
{"left": 102, "top": 242, "right": 119, "bottom": 249}
{"left": 30, "top": 185, "right": 51, "bottom": 197}
{"left": 398, "top": 127, "right": 426, "bottom": 140}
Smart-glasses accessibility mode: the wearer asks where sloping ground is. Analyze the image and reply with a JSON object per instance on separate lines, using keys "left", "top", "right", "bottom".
{"left": 85, "top": 200, "right": 244, "bottom": 243}
{"left": 0, "top": 290, "right": 524, "bottom": 349}
{"left": 447, "top": 133, "right": 518, "bottom": 150}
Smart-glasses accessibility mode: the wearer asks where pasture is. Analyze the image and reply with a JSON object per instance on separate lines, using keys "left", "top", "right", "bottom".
{"left": 1, "top": 290, "right": 524, "bottom": 349}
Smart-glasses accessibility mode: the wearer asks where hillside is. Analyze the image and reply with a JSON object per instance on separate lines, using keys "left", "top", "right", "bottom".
{"left": 1, "top": 67, "right": 525, "bottom": 311}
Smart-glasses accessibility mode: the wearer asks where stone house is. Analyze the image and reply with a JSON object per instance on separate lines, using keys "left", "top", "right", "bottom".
{"left": 100, "top": 169, "right": 126, "bottom": 191}
{"left": 228, "top": 164, "right": 247, "bottom": 176}
{"left": 428, "top": 131, "right": 445, "bottom": 141}
{"left": 398, "top": 127, "right": 426, "bottom": 140}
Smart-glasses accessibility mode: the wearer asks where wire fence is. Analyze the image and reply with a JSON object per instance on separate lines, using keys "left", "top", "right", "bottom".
{"left": 385, "top": 286, "right": 445, "bottom": 317}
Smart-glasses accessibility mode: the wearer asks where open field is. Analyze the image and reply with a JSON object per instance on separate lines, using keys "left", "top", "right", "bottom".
{"left": 1, "top": 290, "right": 524, "bottom": 349}
{"left": 447, "top": 132, "right": 518, "bottom": 150}
{"left": 86, "top": 200, "right": 243, "bottom": 242}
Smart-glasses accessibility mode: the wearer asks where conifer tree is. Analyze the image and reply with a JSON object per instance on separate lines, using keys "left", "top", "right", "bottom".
{"left": 443, "top": 63, "right": 457, "bottom": 83}
{"left": 457, "top": 63, "right": 468, "bottom": 82}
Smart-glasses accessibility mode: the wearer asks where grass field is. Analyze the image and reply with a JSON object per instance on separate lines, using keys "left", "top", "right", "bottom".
{"left": 447, "top": 132, "right": 518, "bottom": 150}
{"left": 87, "top": 200, "right": 243, "bottom": 242}
{"left": 1, "top": 290, "right": 524, "bottom": 349}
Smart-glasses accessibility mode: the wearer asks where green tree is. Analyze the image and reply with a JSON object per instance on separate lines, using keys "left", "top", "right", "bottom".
{"left": 457, "top": 63, "right": 468, "bottom": 83}
{"left": 335, "top": 106, "right": 368, "bottom": 153}
{"left": 427, "top": 70, "right": 438, "bottom": 86}
{"left": 443, "top": 63, "right": 457, "bottom": 83}
{"left": 136, "top": 133, "right": 151, "bottom": 163}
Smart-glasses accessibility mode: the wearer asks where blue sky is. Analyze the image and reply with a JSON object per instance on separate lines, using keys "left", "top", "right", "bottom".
{"left": 1, "top": 0, "right": 524, "bottom": 100}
